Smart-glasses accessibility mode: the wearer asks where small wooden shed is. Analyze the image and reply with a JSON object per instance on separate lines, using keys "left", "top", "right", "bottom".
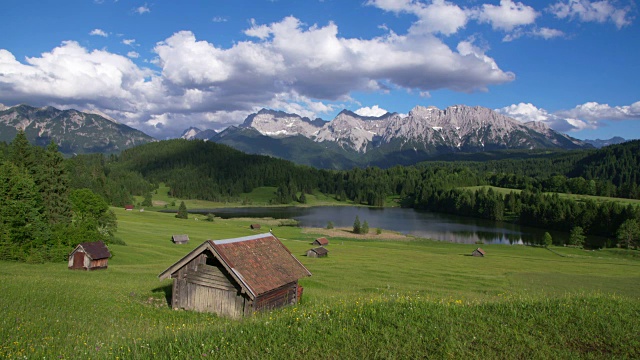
{"left": 124, "top": 205, "right": 134, "bottom": 211}
{"left": 172, "top": 234, "right": 189, "bottom": 244}
{"left": 250, "top": 223, "right": 261, "bottom": 230}
{"left": 158, "top": 233, "right": 312, "bottom": 318}
{"left": 306, "top": 247, "right": 329, "bottom": 258}
{"left": 68, "top": 241, "right": 111, "bottom": 270}
{"left": 472, "top": 247, "right": 486, "bottom": 257}
{"left": 312, "top": 237, "right": 329, "bottom": 246}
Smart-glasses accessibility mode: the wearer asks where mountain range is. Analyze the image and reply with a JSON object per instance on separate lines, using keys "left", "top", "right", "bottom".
{"left": 0, "top": 104, "right": 154, "bottom": 155}
{"left": 203, "top": 105, "right": 593, "bottom": 168}
{"left": 0, "top": 103, "right": 627, "bottom": 168}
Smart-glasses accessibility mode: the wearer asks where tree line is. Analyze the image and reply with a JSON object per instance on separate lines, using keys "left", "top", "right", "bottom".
{"left": 0, "top": 131, "right": 118, "bottom": 263}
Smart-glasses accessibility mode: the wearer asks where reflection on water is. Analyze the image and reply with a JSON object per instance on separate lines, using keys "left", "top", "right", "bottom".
{"left": 191, "top": 206, "right": 574, "bottom": 245}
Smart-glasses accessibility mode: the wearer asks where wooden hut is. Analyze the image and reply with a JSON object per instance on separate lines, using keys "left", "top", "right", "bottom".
{"left": 68, "top": 241, "right": 111, "bottom": 270}
{"left": 250, "top": 223, "right": 261, "bottom": 230}
{"left": 124, "top": 205, "right": 134, "bottom": 211}
{"left": 172, "top": 234, "right": 189, "bottom": 244}
{"left": 158, "top": 233, "right": 312, "bottom": 318}
{"left": 472, "top": 248, "right": 486, "bottom": 257}
{"left": 312, "top": 237, "right": 329, "bottom": 246}
{"left": 306, "top": 247, "right": 329, "bottom": 258}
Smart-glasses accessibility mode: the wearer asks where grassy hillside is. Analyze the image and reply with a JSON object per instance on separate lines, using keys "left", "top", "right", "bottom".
{"left": 1, "top": 209, "right": 638, "bottom": 359}
{"left": 463, "top": 185, "right": 640, "bottom": 206}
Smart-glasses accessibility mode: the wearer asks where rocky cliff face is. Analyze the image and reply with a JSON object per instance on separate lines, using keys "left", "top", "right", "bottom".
{"left": 240, "top": 105, "right": 588, "bottom": 153}
{"left": 0, "top": 104, "right": 155, "bottom": 154}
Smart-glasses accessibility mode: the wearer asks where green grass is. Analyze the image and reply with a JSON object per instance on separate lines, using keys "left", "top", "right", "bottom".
{"left": 1, "top": 208, "right": 639, "bottom": 359}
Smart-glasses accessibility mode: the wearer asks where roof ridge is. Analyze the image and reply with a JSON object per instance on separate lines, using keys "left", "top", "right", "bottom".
{"left": 210, "top": 232, "right": 272, "bottom": 245}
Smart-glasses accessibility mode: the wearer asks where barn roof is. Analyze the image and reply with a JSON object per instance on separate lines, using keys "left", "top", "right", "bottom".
{"left": 158, "top": 233, "right": 311, "bottom": 299}
{"left": 308, "top": 247, "right": 329, "bottom": 256}
{"left": 74, "top": 241, "right": 111, "bottom": 260}
{"left": 172, "top": 234, "right": 189, "bottom": 242}
{"left": 314, "top": 237, "right": 329, "bottom": 246}
{"left": 474, "top": 247, "right": 486, "bottom": 255}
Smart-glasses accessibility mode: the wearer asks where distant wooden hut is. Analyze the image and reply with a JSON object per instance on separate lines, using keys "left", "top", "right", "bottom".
{"left": 68, "top": 241, "right": 111, "bottom": 270}
{"left": 250, "top": 224, "right": 261, "bottom": 230}
{"left": 306, "top": 247, "right": 329, "bottom": 258}
{"left": 312, "top": 237, "right": 329, "bottom": 246}
{"left": 158, "top": 233, "right": 312, "bottom": 318}
{"left": 124, "top": 205, "right": 134, "bottom": 211}
{"left": 172, "top": 234, "right": 189, "bottom": 244}
{"left": 472, "top": 248, "right": 486, "bottom": 257}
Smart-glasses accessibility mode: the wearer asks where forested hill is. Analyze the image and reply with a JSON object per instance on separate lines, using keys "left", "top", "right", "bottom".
{"left": 111, "top": 139, "right": 333, "bottom": 201}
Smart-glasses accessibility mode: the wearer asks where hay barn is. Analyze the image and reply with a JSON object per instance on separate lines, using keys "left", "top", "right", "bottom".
{"left": 312, "top": 237, "right": 329, "bottom": 246}
{"left": 250, "top": 224, "right": 261, "bottom": 230}
{"left": 68, "top": 241, "right": 111, "bottom": 270}
{"left": 306, "top": 247, "right": 329, "bottom": 258}
{"left": 158, "top": 233, "right": 312, "bottom": 318}
{"left": 172, "top": 234, "right": 189, "bottom": 244}
{"left": 472, "top": 248, "right": 486, "bottom": 257}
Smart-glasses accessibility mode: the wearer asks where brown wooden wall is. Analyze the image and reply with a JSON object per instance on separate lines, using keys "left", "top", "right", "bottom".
{"left": 254, "top": 282, "right": 298, "bottom": 312}
{"left": 88, "top": 258, "right": 108, "bottom": 270}
{"left": 171, "top": 253, "right": 249, "bottom": 318}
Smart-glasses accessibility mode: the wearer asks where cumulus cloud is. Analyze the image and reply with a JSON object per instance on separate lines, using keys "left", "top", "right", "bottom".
{"left": 89, "top": 29, "right": 108, "bottom": 37}
{"left": 355, "top": 105, "right": 389, "bottom": 117}
{"left": 0, "top": 16, "right": 515, "bottom": 138}
{"left": 472, "top": 0, "right": 539, "bottom": 32}
{"left": 122, "top": 39, "right": 136, "bottom": 46}
{"left": 367, "top": 0, "right": 468, "bottom": 35}
{"left": 548, "top": 0, "right": 634, "bottom": 29}
{"left": 498, "top": 101, "right": 640, "bottom": 132}
{"left": 127, "top": 51, "right": 140, "bottom": 59}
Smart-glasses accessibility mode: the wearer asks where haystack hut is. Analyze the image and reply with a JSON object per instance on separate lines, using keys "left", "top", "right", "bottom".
{"left": 312, "top": 237, "right": 329, "bottom": 246}
{"left": 250, "top": 224, "right": 261, "bottom": 230}
{"left": 172, "top": 234, "right": 189, "bottom": 244}
{"left": 306, "top": 247, "right": 329, "bottom": 258}
{"left": 472, "top": 248, "right": 486, "bottom": 257}
{"left": 68, "top": 241, "right": 111, "bottom": 270}
{"left": 158, "top": 233, "right": 312, "bottom": 318}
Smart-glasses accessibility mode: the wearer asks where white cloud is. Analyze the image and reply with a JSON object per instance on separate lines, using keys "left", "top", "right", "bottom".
{"left": 0, "top": 16, "right": 515, "bottom": 138}
{"left": 531, "top": 27, "right": 565, "bottom": 39}
{"left": 367, "top": 0, "right": 468, "bottom": 35}
{"left": 89, "top": 29, "right": 108, "bottom": 37}
{"left": 134, "top": 4, "right": 150, "bottom": 15}
{"left": 498, "top": 101, "right": 640, "bottom": 132}
{"left": 127, "top": 51, "right": 140, "bottom": 59}
{"left": 122, "top": 39, "right": 136, "bottom": 46}
{"left": 472, "top": 0, "right": 539, "bottom": 32}
{"left": 355, "top": 105, "right": 389, "bottom": 117}
{"left": 212, "top": 16, "right": 228, "bottom": 23}
{"left": 548, "top": 0, "right": 634, "bottom": 29}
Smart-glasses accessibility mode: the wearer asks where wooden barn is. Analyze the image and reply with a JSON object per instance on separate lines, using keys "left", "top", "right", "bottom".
{"left": 124, "top": 205, "right": 134, "bottom": 211}
{"left": 306, "top": 247, "right": 329, "bottom": 258}
{"left": 172, "top": 234, "right": 189, "bottom": 244}
{"left": 250, "top": 223, "right": 261, "bottom": 230}
{"left": 68, "top": 241, "right": 111, "bottom": 270}
{"left": 158, "top": 233, "right": 312, "bottom": 318}
{"left": 312, "top": 237, "right": 329, "bottom": 246}
{"left": 472, "top": 248, "right": 486, "bottom": 257}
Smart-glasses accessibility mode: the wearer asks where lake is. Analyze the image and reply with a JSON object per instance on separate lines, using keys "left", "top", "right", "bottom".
{"left": 191, "top": 206, "right": 577, "bottom": 245}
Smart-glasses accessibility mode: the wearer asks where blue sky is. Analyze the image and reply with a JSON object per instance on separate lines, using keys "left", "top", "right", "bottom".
{"left": 0, "top": 0, "right": 638, "bottom": 140}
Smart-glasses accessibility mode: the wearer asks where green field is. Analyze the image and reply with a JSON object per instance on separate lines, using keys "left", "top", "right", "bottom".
{"left": 1, "top": 208, "right": 639, "bottom": 359}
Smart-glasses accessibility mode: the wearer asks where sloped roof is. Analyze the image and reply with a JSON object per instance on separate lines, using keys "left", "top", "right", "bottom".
{"left": 172, "top": 234, "right": 189, "bottom": 242}
{"left": 314, "top": 237, "right": 329, "bottom": 246}
{"left": 158, "top": 233, "right": 311, "bottom": 299}
{"left": 474, "top": 247, "right": 486, "bottom": 255}
{"left": 308, "top": 247, "right": 329, "bottom": 256}
{"left": 75, "top": 241, "right": 111, "bottom": 260}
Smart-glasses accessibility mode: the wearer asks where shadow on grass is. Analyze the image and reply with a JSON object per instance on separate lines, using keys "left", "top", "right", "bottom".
{"left": 152, "top": 284, "right": 173, "bottom": 307}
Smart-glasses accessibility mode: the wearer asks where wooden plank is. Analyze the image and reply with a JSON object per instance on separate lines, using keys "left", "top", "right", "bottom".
{"left": 186, "top": 276, "right": 236, "bottom": 291}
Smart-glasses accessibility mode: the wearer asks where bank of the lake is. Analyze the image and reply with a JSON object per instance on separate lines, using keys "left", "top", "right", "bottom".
{"left": 184, "top": 206, "right": 602, "bottom": 245}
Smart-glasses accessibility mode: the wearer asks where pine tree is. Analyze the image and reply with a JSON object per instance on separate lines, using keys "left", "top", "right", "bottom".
{"left": 353, "top": 215, "right": 361, "bottom": 234}
{"left": 543, "top": 232, "right": 553, "bottom": 247}
{"left": 176, "top": 201, "right": 188, "bottom": 219}
{"left": 142, "top": 192, "right": 153, "bottom": 207}
{"left": 569, "top": 226, "right": 585, "bottom": 247}
{"left": 361, "top": 220, "right": 369, "bottom": 235}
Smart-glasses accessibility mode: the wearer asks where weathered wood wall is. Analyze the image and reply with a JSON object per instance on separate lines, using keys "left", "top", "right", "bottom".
{"left": 171, "top": 252, "right": 248, "bottom": 318}
{"left": 254, "top": 282, "right": 298, "bottom": 312}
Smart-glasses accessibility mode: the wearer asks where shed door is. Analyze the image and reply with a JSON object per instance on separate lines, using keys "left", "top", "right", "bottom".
{"left": 73, "top": 251, "right": 85, "bottom": 269}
